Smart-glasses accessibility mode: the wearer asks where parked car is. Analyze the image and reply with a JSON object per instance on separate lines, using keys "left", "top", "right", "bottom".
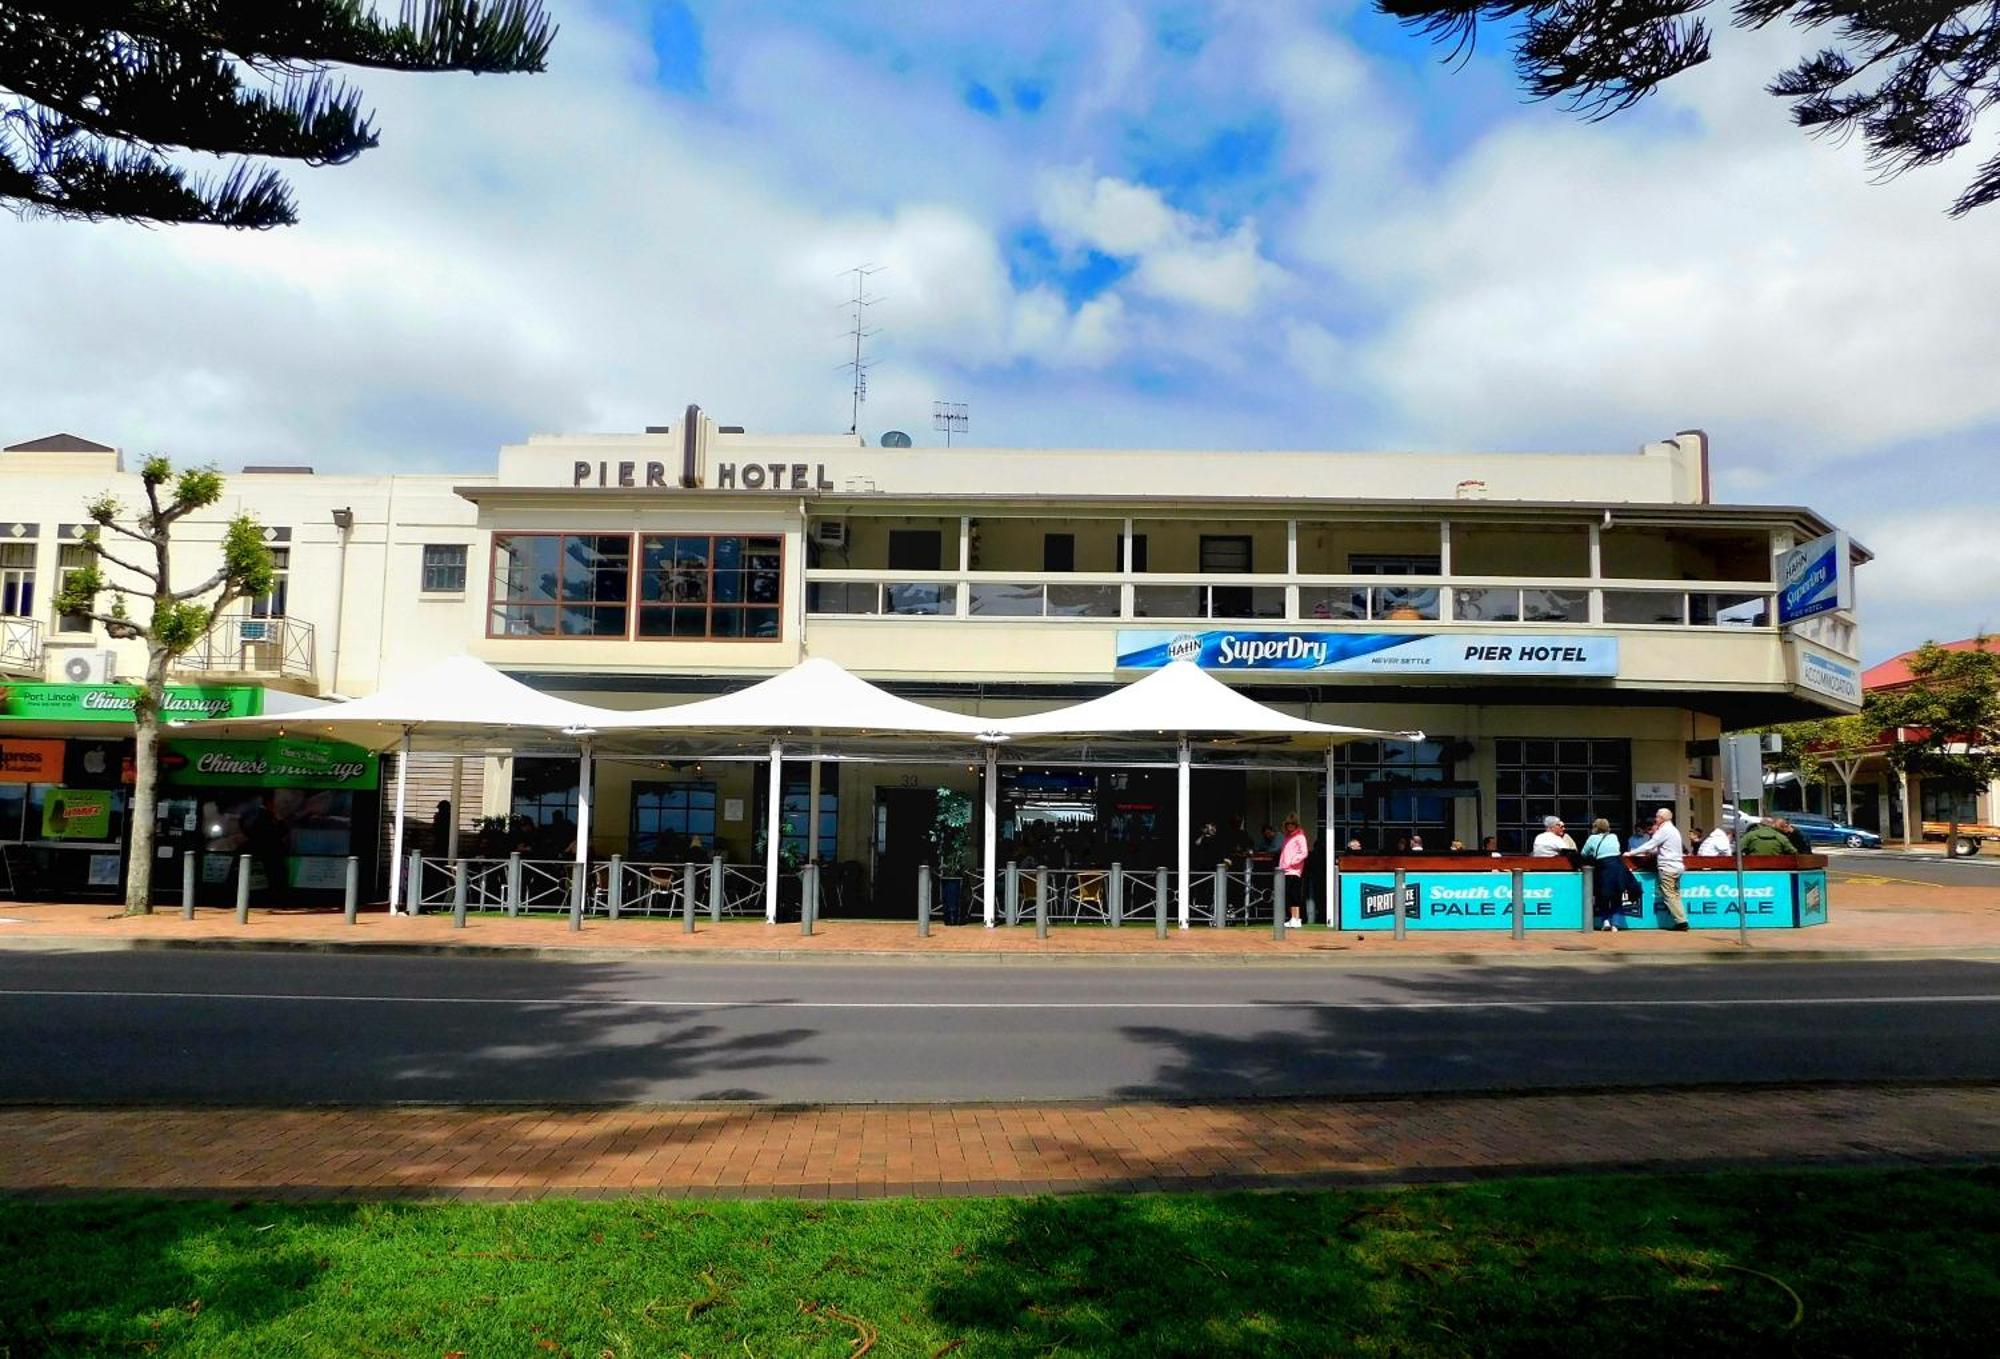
{"left": 1782, "top": 812, "right": 1882, "bottom": 849}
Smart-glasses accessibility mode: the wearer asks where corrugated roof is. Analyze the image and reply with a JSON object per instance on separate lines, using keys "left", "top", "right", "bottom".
{"left": 3, "top": 432, "right": 115, "bottom": 453}
{"left": 1863, "top": 637, "right": 1993, "bottom": 690}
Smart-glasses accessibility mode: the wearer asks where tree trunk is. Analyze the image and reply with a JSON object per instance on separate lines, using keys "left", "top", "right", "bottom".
{"left": 123, "top": 644, "right": 168, "bottom": 915}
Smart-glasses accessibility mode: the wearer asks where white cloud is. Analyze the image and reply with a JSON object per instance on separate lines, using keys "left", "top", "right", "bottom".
{"left": 1845, "top": 507, "right": 2000, "bottom": 658}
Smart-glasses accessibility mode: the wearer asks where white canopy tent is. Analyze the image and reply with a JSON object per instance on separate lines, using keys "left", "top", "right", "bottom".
{"left": 174, "top": 655, "right": 607, "bottom": 913}
{"left": 992, "top": 661, "right": 1424, "bottom": 928}
{"left": 591, "top": 658, "right": 1005, "bottom": 922}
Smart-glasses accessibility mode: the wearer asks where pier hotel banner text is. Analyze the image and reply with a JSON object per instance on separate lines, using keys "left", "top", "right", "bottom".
{"left": 1116, "top": 631, "right": 1620, "bottom": 676}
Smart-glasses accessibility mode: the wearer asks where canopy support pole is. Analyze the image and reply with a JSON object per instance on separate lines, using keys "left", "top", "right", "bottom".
{"left": 388, "top": 725, "right": 411, "bottom": 915}
{"left": 764, "top": 740, "right": 783, "bottom": 923}
{"left": 574, "top": 738, "right": 593, "bottom": 874}
{"left": 1176, "top": 738, "right": 1191, "bottom": 930}
{"left": 983, "top": 744, "right": 998, "bottom": 928}
{"left": 1323, "top": 744, "right": 1337, "bottom": 928}
{"left": 806, "top": 750, "right": 821, "bottom": 864}
{"left": 446, "top": 755, "right": 464, "bottom": 860}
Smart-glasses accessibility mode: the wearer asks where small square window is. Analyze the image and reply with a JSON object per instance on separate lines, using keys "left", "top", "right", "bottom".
{"left": 422, "top": 544, "right": 468, "bottom": 593}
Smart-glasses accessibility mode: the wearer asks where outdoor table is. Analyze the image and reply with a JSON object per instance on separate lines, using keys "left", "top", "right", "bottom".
{"left": 1334, "top": 854, "right": 1830, "bottom": 931}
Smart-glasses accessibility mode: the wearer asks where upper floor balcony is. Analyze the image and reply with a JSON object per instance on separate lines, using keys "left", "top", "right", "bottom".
{"left": 173, "top": 614, "right": 318, "bottom": 688}
{"left": 0, "top": 616, "right": 40, "bottom": 678}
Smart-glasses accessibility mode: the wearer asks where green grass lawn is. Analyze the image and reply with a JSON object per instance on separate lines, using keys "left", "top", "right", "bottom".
{"left": 3, "top": 1169, "right": 1997, "bottom": 1357}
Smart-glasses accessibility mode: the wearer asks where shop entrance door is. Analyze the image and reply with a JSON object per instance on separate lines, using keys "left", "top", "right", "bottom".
{"left": 872, "top": 787, "right": 935, "bottom": 917}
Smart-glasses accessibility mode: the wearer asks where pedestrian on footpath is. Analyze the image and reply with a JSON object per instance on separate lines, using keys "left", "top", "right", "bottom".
{"left": 1630, "top": 807, "right": 1689, "bottom": 930}
{"left": 1278, "top": 814, "right": 1309, "bottom": 928}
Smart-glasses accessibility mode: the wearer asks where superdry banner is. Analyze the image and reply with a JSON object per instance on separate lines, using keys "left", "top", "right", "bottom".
{"left": 1115, "top": 630, "right": 1619, "bottom": 677}
{"left": 1776, "top": 530, "right": 1852, "bottom": 626}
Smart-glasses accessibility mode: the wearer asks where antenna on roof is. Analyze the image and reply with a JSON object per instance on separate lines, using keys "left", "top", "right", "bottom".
{"left": 933, "top": 400, "right": 968, "bottom": 448}
{"left": 839, "top": 264, "right": 884, "bottom": 436}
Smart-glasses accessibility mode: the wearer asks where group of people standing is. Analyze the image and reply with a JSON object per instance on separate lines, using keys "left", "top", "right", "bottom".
{"left": 1532, "top": 808, "right": 1815, "bottom": 932}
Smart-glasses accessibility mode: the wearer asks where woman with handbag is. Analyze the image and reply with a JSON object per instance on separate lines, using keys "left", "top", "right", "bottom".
{"left": 1580, "top": 817, "right": 1633, "bottom": 931}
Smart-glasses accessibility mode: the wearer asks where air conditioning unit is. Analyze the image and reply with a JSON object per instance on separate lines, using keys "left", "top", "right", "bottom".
{"left": 59, "top": 648, "right": 117, "bottom": 685}
{"left": 238, "top": 619, "right": 270, "bottom": 642}
{"left": 813, "top": 519, "right": 848, "bottom": 549}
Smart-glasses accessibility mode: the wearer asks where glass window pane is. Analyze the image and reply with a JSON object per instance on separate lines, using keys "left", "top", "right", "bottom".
{"left": 715, "top": 537, "right": 742, "bottom": 569}
{"left": 970, "top": 582, "right": 1044, "bottom": 616}
{"left": 1603, "top": 590, "right": 1684, "bottom": 625}
{"left": 1046, "top": 584, "right": 1119, "bottom": 617}
{"left": 745, "top": 608, "right": 780, "bottom": 638}
{"left": 1133, "top": 585, "right": 1201, "bottom": 618}
{"left": 1454, "top": 588, "right": 1520, "bottom": 622}
{"left": 713, "top": 569, "right": 744, "bottom": 603}
{"left": 1302, "top": 588, "right": 1366, "bottom": 621}
{"left": 1523, "top": 589, "right": 1588, "bottom": 623}
{"left": 712, "top": 607, "right": 745, "bottom": 637}
{"left": 1376, "top": 586, "right": 1438, "bottom": 620}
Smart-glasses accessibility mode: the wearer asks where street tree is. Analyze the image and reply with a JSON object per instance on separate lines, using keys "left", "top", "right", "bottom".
{"left": 53, "top": 460, "right": 274, "bottom": 913}
{"left": 1763, "top": 711, "right": 1879, "bottom": 823}
{"left": 1, "top": 0, "right": 556, "bottom": 228}
{"left": 1871, "top": 639, "right": 2000, "bottom": 853}
{"left": 1377, "top": 0, "right": 2000, "bottom": 215}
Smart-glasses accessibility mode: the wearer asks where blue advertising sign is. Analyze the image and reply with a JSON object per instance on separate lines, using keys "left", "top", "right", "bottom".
{"left": 1796, "top": 870, "right": 1829, "bottom": 927}
{"left": 1118, "top": 630, "right": 1618, "bottom": 677}
{"left": 1776, "top": 530, "right": 1852, "bottom": 626}
{"left": 1338, "top": 871, "right": 1587, "bottom": 931}
{"left": 1622, "top": 870, "right": 1803, "bottom": 929}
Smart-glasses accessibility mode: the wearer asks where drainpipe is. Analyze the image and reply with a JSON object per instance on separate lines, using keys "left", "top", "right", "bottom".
{"left": 329, "top": 507, "right": 354, "bottom": 693}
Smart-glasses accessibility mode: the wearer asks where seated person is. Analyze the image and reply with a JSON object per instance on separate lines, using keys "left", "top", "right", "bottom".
{"left": 1698, "top": 825, "right": 1732, "bottom": 856}
{"left": 1531, "top": 816, "right": 1576, "bottom": 858}
{"left": 1740, "top": 819, "right": 1797, "bottom": 856}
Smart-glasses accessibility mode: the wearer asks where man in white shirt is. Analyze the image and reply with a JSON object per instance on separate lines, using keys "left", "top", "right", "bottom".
{"left": 1531, "top": 816, "right": 1576, "bottom": 858}
{"left": 1633, "top": 807, "right": 1689, "bottom": 930}
{"left": 1698, "top": 825, "right": 1732, "bottom": 857}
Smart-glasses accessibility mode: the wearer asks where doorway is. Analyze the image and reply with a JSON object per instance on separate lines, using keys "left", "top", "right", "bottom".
{"left": 872, "top": 786, "right": 936, "bottom": 916}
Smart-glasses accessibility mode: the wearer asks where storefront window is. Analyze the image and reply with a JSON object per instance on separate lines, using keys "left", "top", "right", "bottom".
{"left": 1920, "top": 785, "right": 1980, "bottom": 823}
{"left": 490, "top": 534, "right": 631, "bottom": 638}
{"left": 636, "top": 535, "right": 782, "bottom": 639}
{"left": 630, "top": 781, "right": 718, "bottom": 859}
{"left": 510, "top": 757, "right": 581, "bottom": 854}
{"left": 1331, "top": 740, "right": 1454, "bottom": 850}
{"left": 1493, "top": 738, "right": 1631, "bottom": 852}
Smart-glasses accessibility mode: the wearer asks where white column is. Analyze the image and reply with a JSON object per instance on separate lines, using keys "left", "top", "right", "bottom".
{"left": 1120, "top": 516, "right": 1135, "bottom": 619}
{"left": 1284, "top": 518, "right": 1299, "bottom": 621}
{"left": 982, "top": 744, "right": 999, "bottom": 927}
{"left": 446, "top": 755, "right": 464, "bottom": 859}
{"left": 388, "top": 726, "right": 412, "bottom": 913}
{"left": 574, "top": 739, "right": 593, "bottom": 872}
{"left": 806, "top": 752, "right": 822, "bottom": 863}
{"left": 1323, "top": 743, "right": 1337, "bottom": 920}
{"left": 1176, "top": 738, "right": 1191, "bottom": 930}
{"left": 764, "top": 739, "right": 783, "bottom": 922}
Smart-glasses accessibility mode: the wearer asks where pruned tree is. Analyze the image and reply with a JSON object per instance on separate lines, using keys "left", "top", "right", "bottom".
{"left": 1872, "top": 638, "right": 2000, "bottom": 853}
{"left": 1377, "top": 0, "right": 2000, "bottom": 214}
{"left": 1, "top": 0, "right": 556, "bottom": 228}
{"left": 1763, "top": 711, "right": 1880, "bottom": 822}
{"left": 53, "top": 458, "right": 274, "bottom": 913}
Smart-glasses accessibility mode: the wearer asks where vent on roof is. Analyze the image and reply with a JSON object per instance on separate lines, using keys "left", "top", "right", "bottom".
{"left": 718, "top": 425, "right": 745, "bottom": 434}
{"left": 242, "top": 465, "right": 314, "bottom": 474}
{"left": 645, "top": 425, "right": 671, "bottom": 433}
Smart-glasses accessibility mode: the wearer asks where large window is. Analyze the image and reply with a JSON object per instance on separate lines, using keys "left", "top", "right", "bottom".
{"left": 55, "top": 544, "right": 92, "bottom": 634}
{"left": 1920, "top": 784, "right": 1980, "bottom": 823}
{"left": 490, "top": 534, "right": 632, "bottom": 638}
{"left": 1494, "top": 738, "right": 1631, "bottom": 853}
{"left": 630, "top": 780, "right": 717, "bottom": 859}
{"left": 637, "top": 535, "right": 782, "bottom": 639}
{"left": 0, "top": 542, "right": 34, "bottom": 617}
{"left": 510, "top": 757, "right": 581, "bottom": 852}
{"left": 1330, "top": 739, "right": 1455, "bottom": 851}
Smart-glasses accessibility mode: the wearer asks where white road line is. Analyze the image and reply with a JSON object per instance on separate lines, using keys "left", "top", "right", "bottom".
{"left": 0, "top": 988, "right": 1996, "bottom": 1011}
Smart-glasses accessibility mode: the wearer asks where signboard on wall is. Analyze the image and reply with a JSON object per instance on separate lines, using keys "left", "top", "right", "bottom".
{"left": 162, "top": 737, "right": 378, "bottom": 790}
{"left": 42, "top": 788, "right": 113, "bottom": 839}
{"left": 0, "top": 683, "right": 262, "bottom": 723}
{"left": 0, "top": 738, "right": 64, "bottom": 783}
{"left": 1793, "top": 647, "right": 1862, "bottom": 706}
{"left": 1115, "top": 630, "right": 1618, "bottom": 677}
{"left": 1775, "top": 530, "right": 1853, "bottom": 625}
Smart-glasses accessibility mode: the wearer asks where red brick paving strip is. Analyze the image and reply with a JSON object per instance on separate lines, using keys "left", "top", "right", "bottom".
{"left": 3, "top": 1086, "right": 1996, "bottom": 1200}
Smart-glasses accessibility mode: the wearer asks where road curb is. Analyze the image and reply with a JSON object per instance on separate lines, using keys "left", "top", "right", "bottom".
{"left": 3, "top": 932, "right": 1999, "bottom": 969}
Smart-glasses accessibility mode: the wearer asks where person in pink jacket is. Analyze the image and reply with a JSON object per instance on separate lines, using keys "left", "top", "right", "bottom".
{"left": 1279, "top": 814, "right": 1310, "bottom": 929}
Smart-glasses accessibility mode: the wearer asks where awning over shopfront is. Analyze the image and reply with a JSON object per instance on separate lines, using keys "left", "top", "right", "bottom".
{"left": 590, "top": 657, "right": 1003, "bottom": 742}
{"left": 995, "top": 660, "right": 1423, "bottom": 745}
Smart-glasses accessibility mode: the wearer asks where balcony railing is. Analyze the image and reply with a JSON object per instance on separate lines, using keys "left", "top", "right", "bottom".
{"left": 0, "top": 616, "right": 40, "bottom": 676}
{"left": 175, "top": 614, "right": 316, "bottom": 680}
{"left": 804, "top": 571, "right": 1779, "bottom": 631}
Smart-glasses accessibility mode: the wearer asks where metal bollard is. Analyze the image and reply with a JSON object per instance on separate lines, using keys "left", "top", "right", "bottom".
{"left": 343, "top": 855, "right": 359, "bottom": 925}
{"left": 801, "top": 863, "right": 818, "bottom": 936}
{"left": 1109, "top": 862, "right": 1123, "bottom": 927}
{"left": 1328, "top": 866, "right": 1341, "bottom": 930}
{"left": 452, "top": 860, "right": 468, "bottom": 929}
{"left": 917, "top": 863, "right": 932, "bottom": 937}
{"left": 1212, "top": 863, "right": 1228, "bottom": 928}
{"left": 234, "top": 854, "right": 251, "bottom": 924}
{"left": 505, "top": 852, "right": 521, "bottom": 917}
{"left": 607, "top": 854, "right": 623, "bottom": 920}
{"left": 1392, "top": 867, "right": 1407, "bottom": 940}
{"left": 568, "top": 862, "right": 584, "bottom": 932}
{"left": 1154, "top": 867, "right": 1169, "bottom": 939}
{"left": 1272, "top": 866, "right": 1287, "bottom": 941}
{"left": 1511, "top": 867, "right": 1527, "bottom": 940}
{"left": 682, "top": 863, "right": 696, "bottom": 933}
{"left": 1034, "top": 867, "right": 1048, "bottom": 939}
{"left": 1005, "top": 861, "right": 1020, "bottom": 927}
{"left": 1580, "top": 863, "right": 1596, "bottom": 933}
{"left": 181, "top": 849, "right": 196, "bottom": 920}
{"left": 709, "top": 855, "right": 724, "bottom": 922}
{"left": 409, "top": 852, "right": 423, "bottom": 916}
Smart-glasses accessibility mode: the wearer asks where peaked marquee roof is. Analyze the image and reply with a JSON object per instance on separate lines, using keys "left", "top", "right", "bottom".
{"left": 995, "top": 660, "right": 1422, "bottom": 745}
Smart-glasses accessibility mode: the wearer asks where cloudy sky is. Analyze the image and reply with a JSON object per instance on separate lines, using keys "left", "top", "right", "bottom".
{"left": 5, "top": 0, "right": 1995, "bottom": 663}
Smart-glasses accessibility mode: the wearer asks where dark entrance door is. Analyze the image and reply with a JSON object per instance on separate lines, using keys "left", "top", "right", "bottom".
{"left": 872, "top": 787, "right": 935, "bottom": 916}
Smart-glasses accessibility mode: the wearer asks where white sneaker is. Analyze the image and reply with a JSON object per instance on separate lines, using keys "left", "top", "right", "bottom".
{"left": 1284, "top": 918, "right": 1302, "bottom": 928}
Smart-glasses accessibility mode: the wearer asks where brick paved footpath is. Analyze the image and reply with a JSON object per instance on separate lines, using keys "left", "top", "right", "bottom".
{"left": 4, "top": 1086, "right": 1996, "bottom": 1200}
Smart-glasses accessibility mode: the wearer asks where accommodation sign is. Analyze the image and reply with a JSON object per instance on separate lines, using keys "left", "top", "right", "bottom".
{"left": 1115, "top": 630, "right": 1619, "bottom": 676}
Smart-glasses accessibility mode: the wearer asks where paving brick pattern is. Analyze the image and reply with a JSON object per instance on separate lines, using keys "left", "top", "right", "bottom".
{"left": 5, "top": 1086, "right": 1996, "bottom": 1200}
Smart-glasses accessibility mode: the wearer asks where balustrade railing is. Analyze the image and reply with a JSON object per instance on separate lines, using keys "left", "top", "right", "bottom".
{"left": 176, "top": 614, "right": 316, "bottom": 679}
{"left": 0, "top": 616, "right": 40, "bottom": 676}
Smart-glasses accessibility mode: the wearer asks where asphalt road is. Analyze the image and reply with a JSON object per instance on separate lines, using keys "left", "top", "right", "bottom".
{"left": 1826, "top": 848, "right": 2000, "bottom": 887}
{"left": 1, "top": 950, "right": 1997, "bottom": 1105}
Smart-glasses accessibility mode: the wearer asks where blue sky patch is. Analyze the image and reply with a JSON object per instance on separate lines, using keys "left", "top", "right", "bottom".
{"left": 649, "top": 0, "right": 705, "bottom": 93}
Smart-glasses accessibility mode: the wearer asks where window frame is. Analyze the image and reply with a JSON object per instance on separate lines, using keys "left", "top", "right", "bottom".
{"left": 633, "top": 533, "right": 785, "bottom": 643}
{"left": 0, "top": 541, "right": 36, "bottom": 619}
{"left": 248, "top": 546, "right": 289, "bottom": 619}
{"left": 486, "top": 531, "right": 633, "bottom": 641}
{"left": 420, "top": 543, "right": 469, "bottom": 595}
{"left": 485, "top": 531, "right": 785, "bottom": 642}
{"left": 54, "top": 543, "right": 92, "bottom": 634}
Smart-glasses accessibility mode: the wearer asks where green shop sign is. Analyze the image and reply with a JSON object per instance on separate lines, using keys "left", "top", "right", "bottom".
{"left": 0, "top": 683, "right": 263, "bottom": 723}
{"left": 42, "top": 788, "right": 114, "bottom": 840}
{"left": 163, "top": 736, "right": 378, "bottom": 791}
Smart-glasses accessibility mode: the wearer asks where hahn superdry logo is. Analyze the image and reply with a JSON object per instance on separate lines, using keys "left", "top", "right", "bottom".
{"left": 1360, "top": 880, "right": 1418, "bottom": 920}
{"left": 1168, "top": 633, "right": 1202, "bottom": 662}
